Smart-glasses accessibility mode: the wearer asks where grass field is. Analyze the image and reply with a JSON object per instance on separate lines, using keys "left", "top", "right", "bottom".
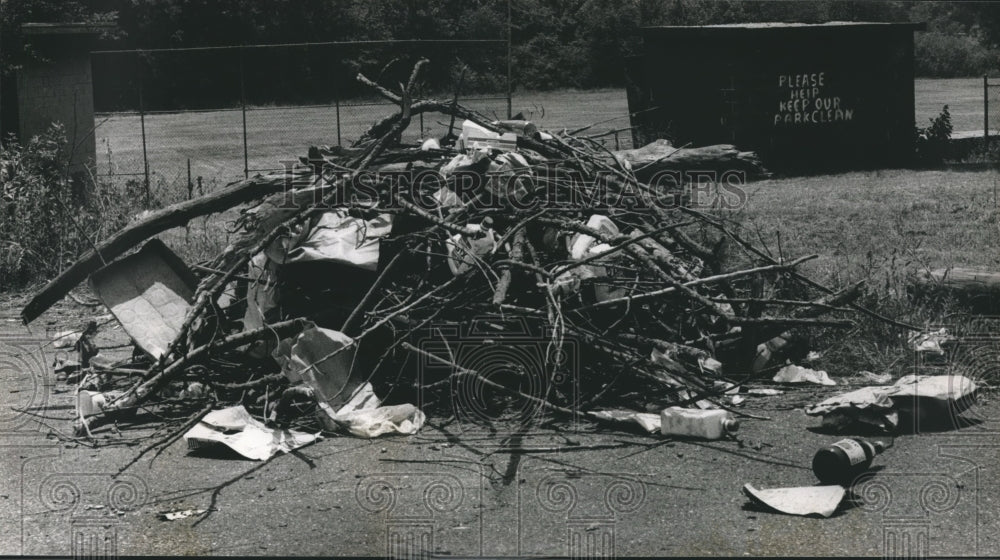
{"left": 94, "top": 77, "right": 994, "bottom": 190}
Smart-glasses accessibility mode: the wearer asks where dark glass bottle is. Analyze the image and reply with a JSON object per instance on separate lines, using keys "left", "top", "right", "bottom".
{"left": 812, "top": 438, "right": 887, "bottom": 485}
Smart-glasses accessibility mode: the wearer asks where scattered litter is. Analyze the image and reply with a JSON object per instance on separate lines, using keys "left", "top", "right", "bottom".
{"left": 742, "top": 484, "right": 845, "bottom": 518}
{"left": 160, "top": 508, "right": 207, "bottom": 521}
{"left": 270, "top": 209, "right": 392, "bottom": 270}
{"left": 773, "top": 364, "right": 836, "bottom": 386}
{"left": 660, "top": 407, "right": 739, "bottom": 440}
{"left": 273, "top": 324, "right": 363, "bottom": 409}
{"left": 316, "top": 382, "right": 425, "bottom": 438}
{"left": 458, "top": 120, "right": 517, "bottom": 152}
{"left": 746, "top": 388, "right": 784, "bottom": 397}
{"left": 89, "top": 239, "right": 198, "bottom": 359}
{"left": 812, "top": 438, "right": 888, "bottom": 485}
{"left": 907, "top": 328, "right": 953, "bottom": 356}
{"left": 805, "top": 375, "right": 978, "bottom": 433}
{"left": 588, "top": 409, "right": 661, "bottom": 433}
{"left": 24, "top": 58, "right": 893, "bottom": 467}
{"left": 183, "top": 406, "right": 320, "bottom": 460}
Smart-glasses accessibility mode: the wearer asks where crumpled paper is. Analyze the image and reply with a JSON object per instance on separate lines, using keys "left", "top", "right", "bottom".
{"left": 773, "top": 364, "right": 837, "bottom": 386}
{"left": 269, "top": 210, "right": 393, "bottom": 271}
{"left": 316, "top": 382, "right": 425, "bottom": 438}
{"left": 183, "top": 405, "right": 320, "bottom": 461}
{"left": 273, "top": 324, "right": 362, "bottom": 409}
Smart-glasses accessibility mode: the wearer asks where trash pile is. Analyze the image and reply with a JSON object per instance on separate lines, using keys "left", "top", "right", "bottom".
{"left": 24, "top": 59, "right": 934, "bottom": 459}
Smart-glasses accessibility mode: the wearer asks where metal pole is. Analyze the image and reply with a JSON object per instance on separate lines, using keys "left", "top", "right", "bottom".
{"left": 985, "top": 74, "right": 990, "bottom": 149}
{"left": 506, "top": 0, "right": 512, "bottom": 119}
{"left": 138, "top": 77, "right": 150, "bottom": 206}
{"left": 187, "top": 158, "right": 193, "bottom": 200}
{"left": 240, "top": 46, "right": 249, "bottom": 179}
{"left": 335, "top": 97, "right": 342, "bottom": 147}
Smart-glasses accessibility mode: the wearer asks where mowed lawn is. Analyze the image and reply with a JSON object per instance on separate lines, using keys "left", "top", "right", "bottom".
{"left": 94, "top": 78, "right": 989, "bottom": 188}
{"left": 728, "top": 168, "right": 1000, "bottom": 286}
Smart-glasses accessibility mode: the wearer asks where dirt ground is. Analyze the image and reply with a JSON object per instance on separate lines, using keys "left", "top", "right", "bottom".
{"left": 1, "top": 296, "right": 999, "bottom": 558}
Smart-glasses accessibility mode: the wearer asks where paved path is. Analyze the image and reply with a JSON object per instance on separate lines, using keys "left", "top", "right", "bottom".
{"left": 1, "top": 307, "right": 998, "bottom": 556}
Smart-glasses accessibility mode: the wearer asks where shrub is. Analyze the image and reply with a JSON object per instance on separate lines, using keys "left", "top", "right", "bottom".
{"left": 0, "top": 123, "right": 136, "bottom": 290}
{"left": 914, "top": 104, "right": 953, "bottom": 165}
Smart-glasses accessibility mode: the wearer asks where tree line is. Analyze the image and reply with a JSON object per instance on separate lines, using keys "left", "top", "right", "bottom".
{"left": 3, "top": 0, "right": 999, "bottom": 106}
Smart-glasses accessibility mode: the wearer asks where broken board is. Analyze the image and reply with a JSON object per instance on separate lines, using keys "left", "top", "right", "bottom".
{"left": 89, "top": 239, "right": 198, "bottom": 359}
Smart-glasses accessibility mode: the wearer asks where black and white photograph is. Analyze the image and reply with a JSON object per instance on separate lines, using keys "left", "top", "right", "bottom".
{"left": 1, "top": 0, "right": 998, "bottom": 557}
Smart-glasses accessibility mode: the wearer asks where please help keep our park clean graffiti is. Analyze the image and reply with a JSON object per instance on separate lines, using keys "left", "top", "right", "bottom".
{"left": 774, "top": 72, "right": 855, "bottom": 126}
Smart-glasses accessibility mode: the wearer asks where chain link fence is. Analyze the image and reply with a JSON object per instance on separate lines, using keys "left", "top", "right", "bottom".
{"left": 91, "top": 40, "right": 510, "bottom": 195}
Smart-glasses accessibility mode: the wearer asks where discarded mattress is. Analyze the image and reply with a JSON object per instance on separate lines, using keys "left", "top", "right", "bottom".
{"left": 89, "top": 239, "right": 198, "bottom": 359}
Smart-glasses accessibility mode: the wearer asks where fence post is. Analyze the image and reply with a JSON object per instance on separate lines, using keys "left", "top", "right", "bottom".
{"left": 985, "top": 74, "right": 990, "bottom": 150}
{"left": 240, "top": 46, "right": 249, "bottom": 179}
{"left": 138, "top": 76, "right": 150, "bottom": 206}
{"left": 506, "top": 0, "right": 513, "bottom": 119}
{"left": 335, "top": 96, "right": 342, "bottom": 147}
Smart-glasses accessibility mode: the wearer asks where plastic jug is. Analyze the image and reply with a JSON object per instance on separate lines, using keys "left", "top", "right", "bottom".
{"left": 660, "top": 407, "right": 740, "bottom": 440}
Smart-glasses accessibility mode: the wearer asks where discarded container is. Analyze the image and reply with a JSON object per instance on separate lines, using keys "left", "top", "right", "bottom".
{"left": 752, "top": 335, "right": 790, "bottom": 373}
{"left": 660, "top": 407, "right": 739, "bottom": 439}
{"left": 458, "top": 120, "right": 517, "bottom": 152}
{"left": 812, "top": 437, "right": 888, "bottom": 485}
{"left": 567, "top": 215, "right": 619, "bottom": 260}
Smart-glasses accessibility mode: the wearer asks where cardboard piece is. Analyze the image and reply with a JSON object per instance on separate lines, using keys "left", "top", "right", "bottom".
{"left": 89, "top": 239, "right": 198, "bottom": 359}
{"left": 742, "top": 483, "right": 846, "bottom": 517}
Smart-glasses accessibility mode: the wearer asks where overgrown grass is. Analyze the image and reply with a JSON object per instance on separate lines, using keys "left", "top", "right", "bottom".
{"left": 711, "top": 168, "right": 1000, "bottom": 379}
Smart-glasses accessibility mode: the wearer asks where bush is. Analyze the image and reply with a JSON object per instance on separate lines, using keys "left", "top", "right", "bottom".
{"left": 0, "top": 124, "right": 137, "bottom": 290}
{"left": 914, "top": 104, "right": 953, "bottom": 165}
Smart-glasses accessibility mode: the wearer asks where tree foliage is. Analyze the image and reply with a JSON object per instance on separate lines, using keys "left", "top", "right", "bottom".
{"left": 3, "top": 0, "right": 999, "bottom": 91}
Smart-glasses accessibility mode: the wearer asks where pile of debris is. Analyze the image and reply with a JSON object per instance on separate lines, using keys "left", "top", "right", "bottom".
{"left": 28, "top": 59, "right": 904, "bottom": 458}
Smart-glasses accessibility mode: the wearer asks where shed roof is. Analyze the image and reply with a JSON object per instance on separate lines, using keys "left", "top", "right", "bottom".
{"left": 21, "top": 22, "right": 116, "bottom": 36}
{"left": 643, "top": 21, "right": 926, "bottom": 35}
